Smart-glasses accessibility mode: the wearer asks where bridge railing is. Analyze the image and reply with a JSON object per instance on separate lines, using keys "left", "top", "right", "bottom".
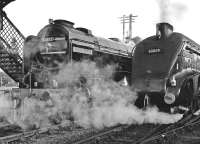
{"left": 0, "top": 11, "right": 25, "bottom": 58}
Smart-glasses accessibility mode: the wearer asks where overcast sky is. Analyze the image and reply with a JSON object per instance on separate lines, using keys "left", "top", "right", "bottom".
{"left": 4, "top": 0, "right": 200, "bottom": 43}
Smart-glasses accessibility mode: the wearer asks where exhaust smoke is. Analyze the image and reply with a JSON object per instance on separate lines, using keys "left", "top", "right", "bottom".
{"left": 156, "top": 0, "right": 187, "bottom": 22}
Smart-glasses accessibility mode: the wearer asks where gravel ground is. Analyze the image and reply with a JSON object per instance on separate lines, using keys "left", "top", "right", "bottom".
{"left": 20, "top": 124, "right": 101, "bottom": 144}
{"left": 2, "top": 122, "right": 200, "bottom": 144}
{"left": 138, "top": 123, "right": 200, "bottom": 144}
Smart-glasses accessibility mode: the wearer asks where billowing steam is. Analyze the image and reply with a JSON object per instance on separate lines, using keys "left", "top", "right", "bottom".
{"left": 51, "top": 61, "right": 182, "bottom": 128}
{"left": 156, "top": 0, "right": 187, "bottom": 22}
{"left": 0, "top": 92, "right": 13, "bottom": 122}
{"left": 0, "top": 60, "right": 181, "bottom": 130}
{"left": 0, "top": 37, "right": 183, "bottom": 130}
{"left": 23, "top": 35, "right": 40, "bottom": 58}
{"left": 157, "top": 0, "right": 170, "bottom": 22}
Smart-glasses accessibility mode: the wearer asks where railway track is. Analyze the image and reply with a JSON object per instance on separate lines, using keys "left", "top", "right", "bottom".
{"left": 124, "top": 113, "right": 200, "bottom": 144}
{"left": 0, "top": 112, "right": 200, "bottom": 143}
{"left": 0, "top": 122, "right": 128, "bottom": 144}
{"left": 70, "top": 113, "right": 200, "bottom": 144}
{"left": 0, "top": 121, "right": 81, "bottom": 143}
{"left": 71, "top": 125, "right": 127, "bottom": 144}
{"left": 0, "top": 121, "right": 120, "bottom": 144}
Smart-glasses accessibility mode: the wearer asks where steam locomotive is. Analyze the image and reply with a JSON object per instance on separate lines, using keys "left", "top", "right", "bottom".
{"left": 23, "top": 19, "right": 133, "bottom": 88}
{"left": 132, "top": 22, "right": 200, "bottom": 113}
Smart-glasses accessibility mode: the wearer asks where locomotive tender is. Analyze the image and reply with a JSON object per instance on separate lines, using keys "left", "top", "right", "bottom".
{"left": 132, "top": 22, "right": 200, "bottom": 113}
{"left": 23, "top": 19, "right": 133, "bottom": 88}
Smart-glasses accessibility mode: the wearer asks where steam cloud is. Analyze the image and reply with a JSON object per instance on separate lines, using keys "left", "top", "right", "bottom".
{"left": 0, "top": 60, "right": 182, "bottom": 130}
{"left": 52, "top": 61, "right": 182, "bottom": 128}
{"left": 156, "top": 0, "right": 187, "bottom": 22}
{"left": 0, "top": 37, "right": 183, "bottom": 130}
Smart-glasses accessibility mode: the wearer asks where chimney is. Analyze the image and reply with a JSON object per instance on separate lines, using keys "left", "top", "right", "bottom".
{"left": 156, "top": 23, "right": 173, "bottom": 39}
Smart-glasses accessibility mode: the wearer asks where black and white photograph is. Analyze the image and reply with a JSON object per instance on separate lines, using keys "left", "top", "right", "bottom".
{"left": 0, "top": 0, "right": 199, "bottom": 143}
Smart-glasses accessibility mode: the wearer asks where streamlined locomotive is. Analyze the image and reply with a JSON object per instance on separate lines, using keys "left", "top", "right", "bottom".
{"left": 23, "top": 19, "right": 133, "bottom": 88}
{"left": 132, "top": 22, "right": 200, "bottom": 113}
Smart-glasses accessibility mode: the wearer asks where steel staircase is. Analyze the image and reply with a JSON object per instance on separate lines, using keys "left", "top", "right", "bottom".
{"left": 0, "top": 9, "right": 25, "bottom": 87}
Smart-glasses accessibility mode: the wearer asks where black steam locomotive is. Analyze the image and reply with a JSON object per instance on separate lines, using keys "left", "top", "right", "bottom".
{"left": 23, "top": 19, "right": 133, "bottom": 88}
{"left": 132, "top": 22, "right": 200, "bottom": 113}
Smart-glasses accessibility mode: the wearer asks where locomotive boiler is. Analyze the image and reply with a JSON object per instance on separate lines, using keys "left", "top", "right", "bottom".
{"left": 23, "top": 19, "right": 133, "bottom": 88}
{"left": 132, "top": 22, "right": 200, "bottom": 113}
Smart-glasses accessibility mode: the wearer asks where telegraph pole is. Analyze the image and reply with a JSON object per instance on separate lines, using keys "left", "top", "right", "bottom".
{"left": 119, "top": 14, "right": 137, "bottom": 42}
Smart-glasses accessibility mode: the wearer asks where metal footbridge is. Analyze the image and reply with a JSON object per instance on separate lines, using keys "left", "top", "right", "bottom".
{"left": 0, "top": 0, "right": 25, "bottom": 87}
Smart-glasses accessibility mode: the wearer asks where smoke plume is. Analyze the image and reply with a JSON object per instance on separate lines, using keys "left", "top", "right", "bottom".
{"left": 156, "top": 0, "right": 187, "bottom": 22}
